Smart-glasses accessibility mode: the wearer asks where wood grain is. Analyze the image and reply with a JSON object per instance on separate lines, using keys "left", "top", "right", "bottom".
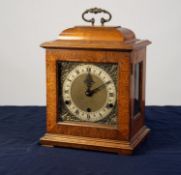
{"left": 41, "top": 26, "right": 151, "bottom": 51}
{"left": 130, "top": 48, "right": 147, "bottom": 137}
{"left": 40, "top": 25, "right": 151, "bottom": 154}
{"left": 40, "top": 126, "right": 150, "bottom": 155}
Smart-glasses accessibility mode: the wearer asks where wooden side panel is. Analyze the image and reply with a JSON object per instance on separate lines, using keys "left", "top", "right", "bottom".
{"left": 130, "top": 48, "right": 147, "bottom": 137}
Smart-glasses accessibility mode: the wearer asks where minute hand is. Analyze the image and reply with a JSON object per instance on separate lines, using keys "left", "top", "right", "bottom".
{"left": 90, "top": 81, "right": 111, "bottom": 95}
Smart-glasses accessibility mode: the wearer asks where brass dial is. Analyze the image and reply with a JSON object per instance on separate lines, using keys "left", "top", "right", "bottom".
{"left": 63, "top": 64, "right": 116, "bottom": 122}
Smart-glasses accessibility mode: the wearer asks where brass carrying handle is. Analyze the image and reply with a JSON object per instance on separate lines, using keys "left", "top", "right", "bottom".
{"left": 82, "top": 7, "right": 112, "bottom": 26}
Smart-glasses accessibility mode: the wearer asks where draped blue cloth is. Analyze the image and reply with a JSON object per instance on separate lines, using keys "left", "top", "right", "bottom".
{"left": 0, "top": 106, "right": 181, "bottom": 175}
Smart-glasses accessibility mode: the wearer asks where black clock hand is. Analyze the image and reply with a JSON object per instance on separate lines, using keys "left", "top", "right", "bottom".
{"left": 88, "top": 81, "right": 111, "bottom": 96}
{"left": 84, "top": 67, "right": 95, "bottom": 92}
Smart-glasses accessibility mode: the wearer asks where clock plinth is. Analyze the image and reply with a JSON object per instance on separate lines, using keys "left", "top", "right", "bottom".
{"left": 40, "top": 8, "right": 151, "bottom": 155}
{"left": 40, "top": 126, "right": 150, "bottom": 155}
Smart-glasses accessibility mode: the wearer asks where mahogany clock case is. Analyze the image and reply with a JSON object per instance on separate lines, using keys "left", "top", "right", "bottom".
{"left": 40, "top": 9, "right": 151, "bottom": 154}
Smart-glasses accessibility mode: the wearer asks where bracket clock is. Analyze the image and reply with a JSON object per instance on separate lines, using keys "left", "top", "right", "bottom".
{"left": 40, "top": 8, "right": 151, "bottom": 155}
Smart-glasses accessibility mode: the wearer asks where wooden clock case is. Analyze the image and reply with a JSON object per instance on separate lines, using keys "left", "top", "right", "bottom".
{"left": 40, "top": 25, "right": 151, "bottom": 155}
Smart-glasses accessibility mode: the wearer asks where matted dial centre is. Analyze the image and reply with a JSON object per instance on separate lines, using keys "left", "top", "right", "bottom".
{"left": 71, "top": 74, "right": 107, "bottom": 112}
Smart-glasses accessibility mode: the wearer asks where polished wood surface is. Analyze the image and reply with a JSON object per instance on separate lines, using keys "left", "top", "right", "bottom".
{"left": 130, "top": 48, "right": 147, "bottom": 137}
{"left": 44, "top": 49, "right": 130, "bottom": 140}
{"left": 58, "top": 26, "right": 135, "bottom": 42}
{"left": 40, "top": 126, "right": 150, "bottom": 155}
{"left": 41, "top": 26, "right": 150, "bottom": 50}
{"left": 40, "top": 25, "right": 151, "bottom": 154}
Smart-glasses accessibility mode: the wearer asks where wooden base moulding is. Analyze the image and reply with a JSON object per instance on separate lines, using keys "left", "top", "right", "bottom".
{"left": 40, "top": 126, "right": 150, "bottom": 155}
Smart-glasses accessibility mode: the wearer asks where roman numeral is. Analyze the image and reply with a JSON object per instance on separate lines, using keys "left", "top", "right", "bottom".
{"left": 75, "top": 110, "right": 79, "bottom": 115}
{"left": 87, "top": 114, "right": 90, "bottom": 120}
{"left": 87, "top": 67, "right": 91, "bottom": 72}
{"left": 76, "top": 70, "right": 80, "bottom": 74}
{"left": 109, "top": 93, "right": 114, "bottom": 97}
{"left": 64, "top": 90, "right": 69, "bottom": 94}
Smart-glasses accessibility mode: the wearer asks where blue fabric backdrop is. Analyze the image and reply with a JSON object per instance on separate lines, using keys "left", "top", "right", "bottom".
{"left": 0, "top": 106, "right": 181, "bottom": 175}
